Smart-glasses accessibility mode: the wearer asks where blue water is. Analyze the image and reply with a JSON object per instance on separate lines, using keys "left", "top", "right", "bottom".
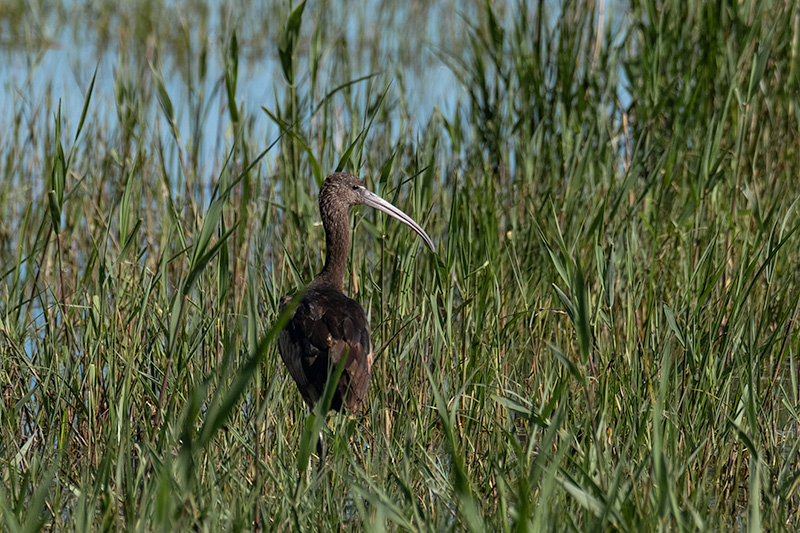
{"left": 0, "top": 1, "right": 632, "bottom": 193}
{"left": 0, "top": 1, "right": 473, "bottom": 194}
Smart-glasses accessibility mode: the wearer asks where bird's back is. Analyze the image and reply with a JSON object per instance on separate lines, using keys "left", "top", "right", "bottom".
{"left": 278, "top": 288, "right": 373, "bottom": 412}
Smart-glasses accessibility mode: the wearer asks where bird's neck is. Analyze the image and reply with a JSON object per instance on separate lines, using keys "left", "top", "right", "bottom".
{"left": 311, "top": 204, "right": 350, "bottom": 292}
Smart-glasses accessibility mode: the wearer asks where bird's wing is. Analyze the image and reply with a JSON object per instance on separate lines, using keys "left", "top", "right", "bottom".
{"left": 278, "top": 290, "right": 373, "bottom": 412}
{"left": 278, "top": 296, "right": 323, "bottom": 407}
{"left": 278, "top": 326, "right": 318, "bottom": 407}
{"left": 321, "top": 304, "right": 372, "bottom": 411}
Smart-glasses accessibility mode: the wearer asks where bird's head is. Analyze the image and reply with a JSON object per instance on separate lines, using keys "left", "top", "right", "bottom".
{"left": 320, "top": 172, "right": 368, "bottom": 208}
{"left": 319, "top": 172, "right": 435, "bottom": 252}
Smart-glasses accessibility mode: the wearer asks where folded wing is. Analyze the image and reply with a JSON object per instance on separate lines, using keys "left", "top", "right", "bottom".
{"left": 278, "top": 288, "right": 373, "bottom": 412}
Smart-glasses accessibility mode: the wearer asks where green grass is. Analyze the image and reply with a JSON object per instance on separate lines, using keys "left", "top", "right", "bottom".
{"left": 1, "top": 0, "right": 800, "bottom": 530}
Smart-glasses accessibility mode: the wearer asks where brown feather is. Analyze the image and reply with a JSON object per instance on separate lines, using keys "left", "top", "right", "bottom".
{"left": 277, "top": 172, "right": 430, "bottom": 416}
{"left": 278, "top": 288, "right": 372, "bottom": 412}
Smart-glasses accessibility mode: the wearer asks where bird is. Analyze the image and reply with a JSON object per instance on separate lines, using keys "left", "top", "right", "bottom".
{"left": 278, "top": 172, "right": 434, "bottom": 457}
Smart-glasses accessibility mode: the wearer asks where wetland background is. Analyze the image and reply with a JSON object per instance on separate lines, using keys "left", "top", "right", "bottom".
{"left": 1, "top": 0, "right": 799, "bottom": 530}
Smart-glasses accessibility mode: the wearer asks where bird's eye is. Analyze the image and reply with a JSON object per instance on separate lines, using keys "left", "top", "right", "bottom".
{"left": 352, "top": 185, "right": 359, "bottom": 190}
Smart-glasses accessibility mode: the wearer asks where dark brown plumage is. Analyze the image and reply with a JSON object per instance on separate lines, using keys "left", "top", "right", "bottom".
{"left": 278, "top": 172, "right": 434, "bottom": 415}
{"left": 278, "top": 288, "right": 372, "bottom": 411}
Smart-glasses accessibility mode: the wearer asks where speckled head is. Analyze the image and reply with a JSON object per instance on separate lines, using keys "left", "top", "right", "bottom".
{"left": 319, "top": 172, "right": 434, "bottom": 251}
{"left": 312, "top": 172, "right": 434, "bottom": 291}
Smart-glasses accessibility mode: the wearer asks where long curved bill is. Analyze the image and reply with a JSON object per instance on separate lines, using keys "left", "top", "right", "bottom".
{"left": 359, "top": 187, "right": 435, "bottom": 252}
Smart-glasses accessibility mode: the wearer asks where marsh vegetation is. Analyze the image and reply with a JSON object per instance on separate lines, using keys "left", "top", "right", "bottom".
{"left": 1, "top": 0, "right": 799, "bottom": 530}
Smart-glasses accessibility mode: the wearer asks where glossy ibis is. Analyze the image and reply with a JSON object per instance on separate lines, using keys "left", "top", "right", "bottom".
{"left": 278, "top": 172, "right": 434, "bottom": 457}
